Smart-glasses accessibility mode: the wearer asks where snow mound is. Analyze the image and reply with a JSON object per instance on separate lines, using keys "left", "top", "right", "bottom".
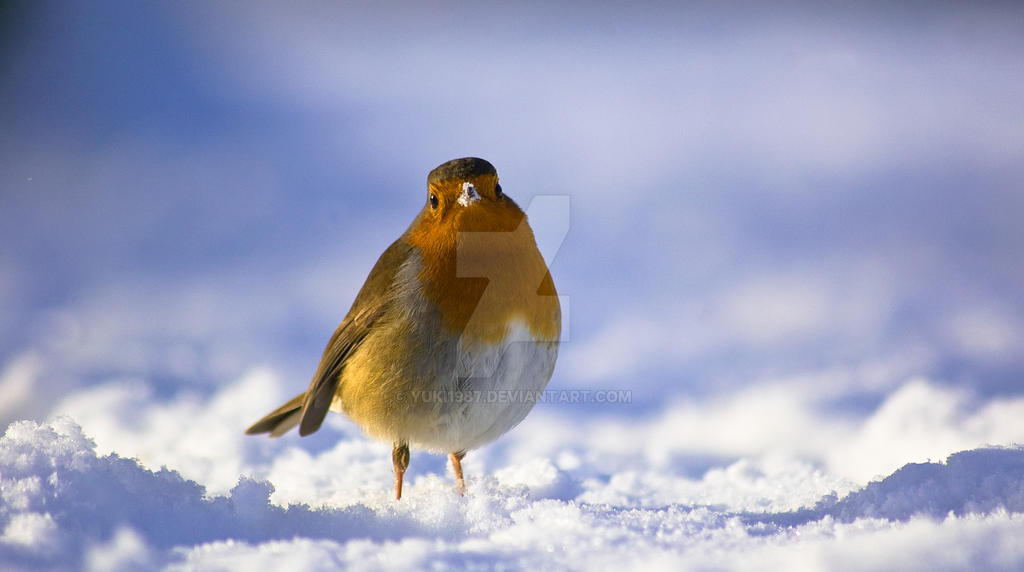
{"left": 0, "top": 418, "right": 397, "bottom": 568}
{"left": 3, "top": 418, "right": 1024, "bottom": 570}
{"left": 821, "top": 447, "right": 1024, "bottom": 521}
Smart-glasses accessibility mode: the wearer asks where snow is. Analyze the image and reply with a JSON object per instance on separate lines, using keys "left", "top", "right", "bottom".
{"left": 3, "top": 371, "right": 1024, "bottom": 570}
{"left": 457, "top": 182, "right": 481, "bottom": 207}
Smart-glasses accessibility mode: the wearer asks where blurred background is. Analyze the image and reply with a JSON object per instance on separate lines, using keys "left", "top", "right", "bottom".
{"left": 2, "top": 2, "right": 1023, "bottom": 449}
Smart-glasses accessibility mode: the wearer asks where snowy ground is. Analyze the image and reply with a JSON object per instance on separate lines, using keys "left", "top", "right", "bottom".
{"left": 3, "top": 369, "right": 1024, "bottom": 570}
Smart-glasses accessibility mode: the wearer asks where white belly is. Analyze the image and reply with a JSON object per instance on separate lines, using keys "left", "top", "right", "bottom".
{"left": 409, "top": 321, "right": 559, "bottom": 453}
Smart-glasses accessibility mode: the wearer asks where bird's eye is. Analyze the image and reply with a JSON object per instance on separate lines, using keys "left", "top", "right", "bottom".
{"left": 429, "top": 193, "right": 439, "bottom": 209}
{"left": 494, "top": 184, "right": 503, "bottom": 199}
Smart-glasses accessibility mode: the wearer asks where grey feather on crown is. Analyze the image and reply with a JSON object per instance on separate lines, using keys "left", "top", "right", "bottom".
{"left": 428, "top": 157, "right": 497, "bottom": 185}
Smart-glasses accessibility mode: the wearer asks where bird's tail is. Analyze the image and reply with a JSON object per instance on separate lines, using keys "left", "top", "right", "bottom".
{"left": 245, "top": 393, "right": 306, "bottom": 437}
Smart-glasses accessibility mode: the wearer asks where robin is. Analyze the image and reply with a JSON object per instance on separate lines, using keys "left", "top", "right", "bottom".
{"left": 246, "top": 157, "right": 561, "bottom": 500}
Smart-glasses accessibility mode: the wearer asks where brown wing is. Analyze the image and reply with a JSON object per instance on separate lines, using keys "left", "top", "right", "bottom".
{"left": 297, "top": 238, "right": 413, "bottom": 436}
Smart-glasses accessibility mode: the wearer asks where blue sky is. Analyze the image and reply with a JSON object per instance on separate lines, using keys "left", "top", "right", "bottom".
{"left": 2, "top": 2, "right": 1024, "bottom": 426}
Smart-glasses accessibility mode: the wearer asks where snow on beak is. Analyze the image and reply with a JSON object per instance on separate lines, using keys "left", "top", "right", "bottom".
{"left": 457, "top": 181, "right": 481, "bottom": 207}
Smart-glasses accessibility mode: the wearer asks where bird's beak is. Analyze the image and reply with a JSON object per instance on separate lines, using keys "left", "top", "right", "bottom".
{"left": 457, "top": 182, "right": 482, "bottom": 207}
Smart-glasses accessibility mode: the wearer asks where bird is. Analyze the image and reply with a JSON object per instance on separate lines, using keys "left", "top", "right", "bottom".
{"left": 246, "top": 157, "right": 561, "bottom": 500}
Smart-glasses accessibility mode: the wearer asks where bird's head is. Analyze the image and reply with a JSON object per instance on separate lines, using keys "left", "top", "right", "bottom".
{"left": 413, "top": 157, "right": 525, "bottom": 237}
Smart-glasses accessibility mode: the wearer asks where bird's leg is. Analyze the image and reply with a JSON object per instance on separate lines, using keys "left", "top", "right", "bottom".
{"left": 449, "top": 451, "right": 466, "bottom": 495}
{"left": 393, "top": 441, "right": 410, "bottom": 500}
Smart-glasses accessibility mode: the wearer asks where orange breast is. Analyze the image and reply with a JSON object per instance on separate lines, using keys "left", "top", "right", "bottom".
{"left": 406, "top": 192, "right": 560, "bottom": 345}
